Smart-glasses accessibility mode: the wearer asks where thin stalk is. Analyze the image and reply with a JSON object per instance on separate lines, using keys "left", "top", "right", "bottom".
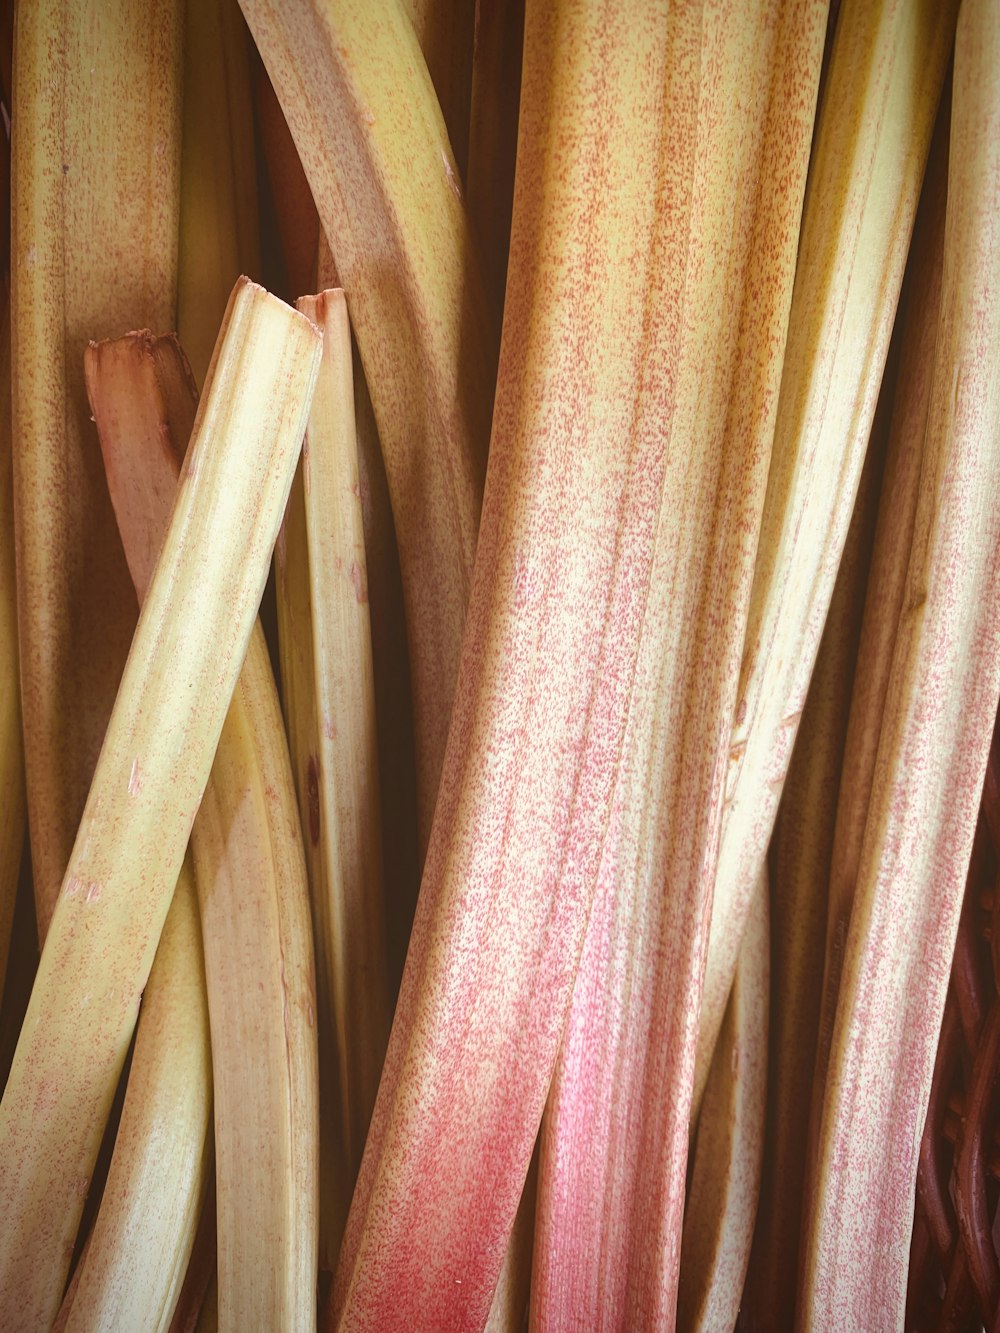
{"left": 799, "top": 7, "right": 1000, "bottom": 1320}
{"left": 695, "top": 0, "right": 960, "bottom": 1110}
{"left": 276, "top": 290, "right": 390, "bottom": 1268}
{"left": 677, "top": 871, "right": 769, "bottom": 1333}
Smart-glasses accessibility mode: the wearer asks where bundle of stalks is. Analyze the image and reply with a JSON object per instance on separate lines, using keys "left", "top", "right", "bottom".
{"left": 0, "top": 2, "right": 998, "bottom": 1330}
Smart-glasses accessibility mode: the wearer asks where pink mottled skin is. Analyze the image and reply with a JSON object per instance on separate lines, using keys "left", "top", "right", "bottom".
{"left": 330, "top": 2, "right": 701, "bottom": 1326}
{"left": 798, "top": 4, "right": 1000, "bottom": 1324}
{"left": 531, "top": 3, "right": 827, "bottom": 1328}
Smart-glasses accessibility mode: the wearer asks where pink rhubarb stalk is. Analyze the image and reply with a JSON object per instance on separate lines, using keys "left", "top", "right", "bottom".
{"left": 530, "top": 2, "right": 826, "bottom": 1326}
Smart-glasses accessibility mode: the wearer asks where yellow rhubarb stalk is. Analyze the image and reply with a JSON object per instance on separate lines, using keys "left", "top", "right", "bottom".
{"left": 0, "top": 280, "right": 320, "bottom": 1330}
{"left": 87, "top": 323, "right": 322, "bottom": 1332}
{"left": 61, "top": 860, "right": 212, "bottom": 1333}
{"left": 799, "top": 4, "right": 1000, "bottom": 1320}
{"left": 11, "top": 0, "right": 183, "bottom": 933}
{"left": 695, "top": 0, "right": 960, "bottom": 1109}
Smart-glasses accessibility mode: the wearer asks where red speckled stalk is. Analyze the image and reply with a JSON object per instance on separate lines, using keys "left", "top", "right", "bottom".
{"left": 530, "top": 3, "right": 825, "bottom": 1327}
{"left": 798, "top": 4, "right": 1000, "bottom": 1321}
{"left": 329, "top": 1, "right": 704, "bottom": 1325}
{"left": 694, "top": 0, "right": 960, "bottom": 1111}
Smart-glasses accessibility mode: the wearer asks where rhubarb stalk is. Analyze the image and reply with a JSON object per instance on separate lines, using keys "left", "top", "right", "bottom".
{"left": 0, "top": 280, "right": 320, "bottom": 1330}
{"left": 87, "top": 324, "right": 322, "bottom": 1332}
{"left": 695, "top": 0, "right": 960, "bottom": 1108}
{"left": 798, "top": 4, "right": 1000, "bottom": 1320}
{"left": 531, "top": 4, "right": 826, "bottom": 1326}
{"left": 11, "top": 0, "right": 183, "bottom": 933}
{"left": 239, "top": 0, "right": 496, "bottom": 845}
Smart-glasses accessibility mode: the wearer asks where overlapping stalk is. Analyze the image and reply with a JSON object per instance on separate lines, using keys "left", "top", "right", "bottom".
{"left": 466, "top": 0, "right": 524, "bottom": 339}
{"left": 695, "top": 0, "right": 960, "bottom": 1108}
{"left": 177, "top": 0, "right": 260, "bottom": 386}
{"left": 88, "top": 326, "right": 321, "bottom": 1331}
{"left": 277, "top": 290, "right": 389, "bottom": 1267}
{"left": 798, "top": 4, "right": 1000, "bottom": 1322}
{"left": 677, "top": 872, "right": 768, "bottom": 1333}
{"left": 741, "top": 374, "right": 891, "bottom": 1328}
{"left": 239, "top": 0, "right": 495, "bottom": 844}
{"left": 813, "top": 101, "right": 949, "bottom": 1106}
{"left": 316, "top": 216, "right": 421, "bottom": 996}
{"left": 329, "top": 1, "right": 783, "bottom": 1324}
{"left": 60, "top": 860, "right": 212, "bottom": 1333}
{"left": 11, "top": 0, "right": 183, "bottom": 932}
{"left": 0, "top": 281, "right": 320, "bottom": 1330}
